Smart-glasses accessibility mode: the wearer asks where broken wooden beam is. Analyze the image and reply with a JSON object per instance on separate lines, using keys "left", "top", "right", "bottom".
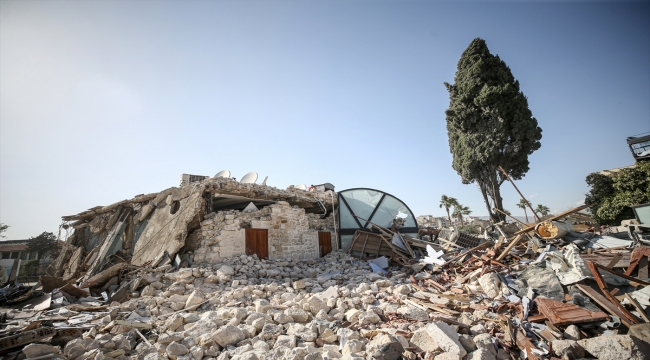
{"left": 576, "top": 284, "right": 634, "bottom": 328}
{"left": 625, "top": 246, "right": 650, "bottom": 276}
{"left": 625, "top": 293, "right": 650, "bottom": 323}
{"left": 496, "top": 234, "right": 524, "bottom": 261}
{"left": 587, "top": 261, "right": 641, "bottom": 326}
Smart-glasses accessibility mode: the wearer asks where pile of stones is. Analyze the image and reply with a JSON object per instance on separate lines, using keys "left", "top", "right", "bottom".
{"left": 16, "top": 251, "right": 647, "bottom": 360}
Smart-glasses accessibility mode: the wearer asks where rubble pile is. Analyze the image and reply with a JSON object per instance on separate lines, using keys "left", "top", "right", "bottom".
{"left": 2, "top": 200, "right": 650, "bottom": 359}
{"left": 2, "top": 251, "right": 519, "bottom": 360}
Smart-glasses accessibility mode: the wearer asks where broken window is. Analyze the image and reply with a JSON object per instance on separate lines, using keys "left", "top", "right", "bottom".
{"left": 338, "top": 188, "right": 418, "bottom": 250}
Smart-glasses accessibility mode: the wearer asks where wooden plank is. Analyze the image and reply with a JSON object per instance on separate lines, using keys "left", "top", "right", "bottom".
{"left": 535, "top": 328, "right": 559, "bottom": 342}
{"left": 581, "top": 252, "right": 631, "bottom": 269}
{"left": 397, "top": 232, "right": 415, "bottom": 258}
{"left": 625, "top": 293, "right": 650, "bottom": 323}
{"left": 639, "top": 256, "right": 649, "bottom": 279}
{"left": 534, "top": 298, "right": 608, "bottom": 326}
{"left": 625, "top": 246, "right": 650, "bottom": 276}
{"left": 349, "top": 231, "right": 393, "bottom": 258}
{"left": 588, "top": 261, "right": 640, "bottom": 325}
{"left": 436, "top": 236, "right": 464, "bottom": 249}
{"left": 576, "top": 284, "right": 631, "bottom": 327}
{"left": 591, "top": 262, "right": 650, "bottom": 286}
{"left": 496, "top": 234, "right": 524, "bottom": 261}
{"left": 515, "top": 330, "right": 539, "bottom": 360}
{"left": 606, "top": 253, "right": 623, "bottom": 268}
{"left": 346, "top": 232, "right": 361, "bottom": 254}
{"left": 361, "top": 234, "right": 369, "bottom": 254}
{"left": 446, "top": 241, "right": 494, "bottom": 264}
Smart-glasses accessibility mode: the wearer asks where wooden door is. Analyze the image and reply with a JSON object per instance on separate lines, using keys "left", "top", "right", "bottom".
{"left": 245, "top": 228, "right": 268, "bottom": 259}
{"left": 318, "top": 231, "right": 332, "bottom": 257}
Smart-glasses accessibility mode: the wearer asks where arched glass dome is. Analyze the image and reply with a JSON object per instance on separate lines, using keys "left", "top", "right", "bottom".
{"left": 338, "top": 188, "right": 418, "bottom": 250}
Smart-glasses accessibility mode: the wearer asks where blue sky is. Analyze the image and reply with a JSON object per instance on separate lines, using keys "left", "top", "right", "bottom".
{"left": 1, "top": 1, "right": 649, "bottom": 239}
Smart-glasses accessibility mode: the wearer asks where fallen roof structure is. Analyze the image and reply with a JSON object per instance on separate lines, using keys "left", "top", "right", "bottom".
{"left": 55, "top": 175, "right": 338, "bottom": 288}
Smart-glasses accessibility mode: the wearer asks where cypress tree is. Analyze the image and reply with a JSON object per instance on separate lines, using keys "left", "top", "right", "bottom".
{"left": 444, "top": 38, "right": 542, "bottom": 222}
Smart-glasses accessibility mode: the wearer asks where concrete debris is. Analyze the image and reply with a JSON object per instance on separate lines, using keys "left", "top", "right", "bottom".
{"left": 4, "top": 177, "right": 650, "bottom": 360}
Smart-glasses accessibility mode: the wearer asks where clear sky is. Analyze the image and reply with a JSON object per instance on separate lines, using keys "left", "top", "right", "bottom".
{"left": 1, "top": 1, "right": 649, "bottom": 239}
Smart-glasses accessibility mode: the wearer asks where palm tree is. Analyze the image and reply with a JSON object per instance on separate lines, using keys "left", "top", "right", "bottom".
{"left": 461, "top": 205, "right": 472, "bottom": 223}
{"left": 536, "top": 204, "right": 551, "bottom": 216}
{"left": 452, "top": 204, "right": 472, "bottom": 225}
{"left": 439, "top": 195, "right": 458, "bottom": 226}
{"left": 516, "top": 199, "right": 529, "bottom": 223}
{"left": 452, "top": 206, "right": 462, "bottom": 225}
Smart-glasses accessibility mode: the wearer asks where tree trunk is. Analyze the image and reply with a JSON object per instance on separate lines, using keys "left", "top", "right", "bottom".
{"left": 446, "top": 209, "right": 452, "bottom": 226}
{"left": 523, "top": 208, "right": 529, "bottom": 223}
{"left": 478, "top": 181, "right": 498, "bottom": 223}
{"left": 490, "top": 171, "right": 506, "bottom": 223}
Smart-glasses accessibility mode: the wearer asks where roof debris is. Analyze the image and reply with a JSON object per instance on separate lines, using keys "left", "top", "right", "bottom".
{"left": 2, "top": 176, "right": 650, "bottom": 360}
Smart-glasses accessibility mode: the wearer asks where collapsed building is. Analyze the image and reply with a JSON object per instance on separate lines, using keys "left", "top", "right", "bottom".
{"left": 52, "top": 173, "right": 423, "bottom": 286}
{"left": 4, "top": 169, "right": 650, "bottom": 360}
{"left": 55, "top": 175, "right": 343, "bottom": 282}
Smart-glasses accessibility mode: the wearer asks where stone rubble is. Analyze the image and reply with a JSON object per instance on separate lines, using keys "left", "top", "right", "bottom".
{"left": 4, "top": 245, "right": 650, "bottom": 360}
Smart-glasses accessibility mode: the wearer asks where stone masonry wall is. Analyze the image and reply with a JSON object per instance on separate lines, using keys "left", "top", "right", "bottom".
{"left": 192, "top": 201, "right": 335, "bottom": 264}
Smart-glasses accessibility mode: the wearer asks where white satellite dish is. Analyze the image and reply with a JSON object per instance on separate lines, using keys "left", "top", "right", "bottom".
{"left": 215, "top": 170, "right": 231, "bottom": 178}
{"left": 261, "top": 176, "right": 268, "bottom": 185}
{"left": 240, "top": 172, "right": 258, "bottom": 184}
{"left": 296, "top": 184, "right": 307, "bottom": 190}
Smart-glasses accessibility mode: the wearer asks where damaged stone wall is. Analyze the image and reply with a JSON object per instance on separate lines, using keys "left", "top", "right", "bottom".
{"left": 60, "top": 176, "right": 338, "bottom": 277}
{"left": 193, "top": 201, "right": 335, "bottom": 264}
{"left": 130, "top": 184, "right": 205, "bottom": 266}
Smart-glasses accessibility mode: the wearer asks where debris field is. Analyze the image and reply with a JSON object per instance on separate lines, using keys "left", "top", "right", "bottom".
{"left": 1, "top": 177, "right": 650, "bottom": 360}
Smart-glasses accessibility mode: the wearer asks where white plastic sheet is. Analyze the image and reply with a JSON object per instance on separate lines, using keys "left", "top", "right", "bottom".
{"left": 420, "top": 245, "right": 445, "bottom": 265}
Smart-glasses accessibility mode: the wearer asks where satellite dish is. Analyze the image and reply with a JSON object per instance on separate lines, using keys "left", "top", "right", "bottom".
{"left": 215, "top": 170, "right": 231, "bottom": 178}
{"left": 295, "top": 184, "right": 307, "bottom": 190}
{"left": 261, "top": 176, "right": 268, "bottom": 185}
{"left": 240, "top": 172, "right": 258, "bottom": 184}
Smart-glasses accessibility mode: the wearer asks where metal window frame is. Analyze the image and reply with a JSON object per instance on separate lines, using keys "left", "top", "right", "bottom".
{"left": 337, "top": 188, "right": 419, "bottom": 249}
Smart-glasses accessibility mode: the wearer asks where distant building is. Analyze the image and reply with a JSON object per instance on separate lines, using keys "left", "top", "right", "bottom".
{"left": 0, "top": 239, "right": 56, "bottom": 276}
{"left": 416, "top": 215, "right": 451, "bottom": 229}
{"left": 0, "top": 239, "right": 39, "bottom": 261}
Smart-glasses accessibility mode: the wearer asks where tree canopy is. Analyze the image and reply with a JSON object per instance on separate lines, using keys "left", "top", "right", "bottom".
{"left": 585, "top": 161, "right": 650, "bottom": 225}
{"left": 535, "top": 204, "right": 551, "bottom": 216}
{"left": 516, "top": 199, "right": 530, "bottom": 223}
{"left": 26, "top": 232, "right": 59, "bottom": 263}
{"left": 444, "top": 38, "right": 542, "bottom": 222}
{"left": 453, "top": 204, "right": 472, "bottom": 225}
